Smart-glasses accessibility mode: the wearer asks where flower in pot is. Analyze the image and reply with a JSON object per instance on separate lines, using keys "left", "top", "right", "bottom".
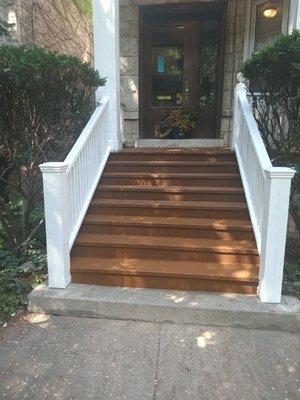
{"left": 155, "top": 108, "right": 198, "bottom": 139}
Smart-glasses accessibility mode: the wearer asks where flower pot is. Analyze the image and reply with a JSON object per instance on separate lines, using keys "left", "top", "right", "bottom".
{"left": 167, "top": 128, "right": 184, "bottom": 139}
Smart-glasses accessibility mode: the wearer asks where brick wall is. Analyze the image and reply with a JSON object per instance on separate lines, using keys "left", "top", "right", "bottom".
{"left": 119, "top": 0, "right": 247, "bottom": 146}
{"left": 0, "top": 0, "right": 93, "bottom": 62}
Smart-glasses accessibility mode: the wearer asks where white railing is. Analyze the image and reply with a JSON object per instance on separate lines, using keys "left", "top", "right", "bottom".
{"left": 231, "top": 80, "right": 295, "bottom": 303}
{"left": 39, "top": 97, "right": 110, "bottom": 289}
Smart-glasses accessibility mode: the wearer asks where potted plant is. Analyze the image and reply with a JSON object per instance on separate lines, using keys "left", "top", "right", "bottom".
{"left": 155, "top": 108, "right": 198, "bottom": 139}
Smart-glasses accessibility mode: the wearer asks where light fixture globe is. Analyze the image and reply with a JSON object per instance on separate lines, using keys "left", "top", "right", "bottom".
{"left": 263, "top": 7, "right": 277, "bottom": 18}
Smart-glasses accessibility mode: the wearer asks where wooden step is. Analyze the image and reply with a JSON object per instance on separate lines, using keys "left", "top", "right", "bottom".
{"left": 89, "top": 199, "right": 249, "bottom": 219}
{"left": 105, "top": 160, "right": 239, "bottom": 174}
{"left": 115, "top": 148, "right": 233, "bottom": 153}
{"left": 110, "top": 148, "right": 236, "bottom": 162}
{"left": 95, "top": 185, "right": 245, "bottom": 202}
{"left": 81, "top": 215, "right": 254, "bottom": 240}
{"left": 71, "top": 257, "right": 259, "bottom": 282}
{"left": 74, "top": 233, "right": 258, "bottom": 255}
{"left": 100, "top": 172, "right": 242, "bottom": 188}
{"left": 71, "top": 257, "right": 258, "bottom": 294}
{"left": 72, "top": 233, "right": 259, "bottom": 265}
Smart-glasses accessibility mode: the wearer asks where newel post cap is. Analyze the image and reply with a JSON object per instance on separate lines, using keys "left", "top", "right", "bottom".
{"left": 39, "top": 162, "right": 69, "bottom": 174}
{"left": 237, "top": 72, "right": 249, "bottom": 85}
{"left": 264, "top": 166, "right": 296, "bottom": 179}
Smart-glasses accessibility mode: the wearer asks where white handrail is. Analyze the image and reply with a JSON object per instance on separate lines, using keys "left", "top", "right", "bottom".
{"left": 232, "top": 81, "right": 295, "bottom": 303}
{"left": 65, "top": 98, "right": 109, "bottom": 169}
{"left": 66, "top": 97, "right": 110, "bottom": 248}
{"left": 39, "top": 97, "right": 110, "bottom": 289}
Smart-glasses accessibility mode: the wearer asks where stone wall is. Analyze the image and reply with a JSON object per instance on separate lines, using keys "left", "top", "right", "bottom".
{"left": 120, "top": 0, "right": 140, "bottom": 146}
{"left": 220, "top": 0, "right": 246, "bottom": 145}
{"left": 0, "top": 0, "right": 93, "bottom": 62}
{"left": 119, "top": 0, "right": 247, "bottom": 146}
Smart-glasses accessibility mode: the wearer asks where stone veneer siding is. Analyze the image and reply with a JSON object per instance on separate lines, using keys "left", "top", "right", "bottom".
{"left": 0, "top": 0, "right": 93, "bottom": 62}
{"left": 120, "top": 0, "right": 247, "bottom": 146}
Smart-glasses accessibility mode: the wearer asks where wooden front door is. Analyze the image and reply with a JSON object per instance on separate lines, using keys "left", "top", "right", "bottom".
{"left": 140, "top": 5, "right": 225, "bottom": 139}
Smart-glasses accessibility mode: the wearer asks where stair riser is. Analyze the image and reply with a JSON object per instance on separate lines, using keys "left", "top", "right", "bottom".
{"left": 109, "top": 154, "right": 236, "bottom": 163}
{"left": 71, "top": 246, "right": 259, "bottom": 265}
{"left": 95, "top": 190, "right": 245, "bottom": 203}
{"left": 81, "top": 224, "right": 255, "bottom": 241}
{"left": 105, "top": 165, "right": 239, "bottom": 174}
{"left": 100, "top": 177, "right": 242, "bottom": 187}
{"left": 71, "top": 272, "right": 257, "bottom": 294}
{"left": 88, "top": 206, "right": 249, "bottom": 219}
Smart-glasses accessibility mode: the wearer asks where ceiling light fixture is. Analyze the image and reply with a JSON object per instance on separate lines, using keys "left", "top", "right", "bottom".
{"left": 263, "top": 7, "right": 277, "bottom": 18}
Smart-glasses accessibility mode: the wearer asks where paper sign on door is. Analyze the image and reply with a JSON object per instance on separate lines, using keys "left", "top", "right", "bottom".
{"left": 157, "top": 56, "right": 165, "bottom": 73}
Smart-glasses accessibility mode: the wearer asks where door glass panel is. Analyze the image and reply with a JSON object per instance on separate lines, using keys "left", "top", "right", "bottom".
{"left": 199, "top": 19, "right": 220, "bottom": 108}
{"left": 151, "top": 45, "right": 183, "bottom": 107}
{"left": 199, "top": 41, "right": 218, "bottom": 107}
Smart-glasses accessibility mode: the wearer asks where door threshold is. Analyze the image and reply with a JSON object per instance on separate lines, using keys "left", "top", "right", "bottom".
{"left": 135, "top": 139, "right": 226, "bottom": 148}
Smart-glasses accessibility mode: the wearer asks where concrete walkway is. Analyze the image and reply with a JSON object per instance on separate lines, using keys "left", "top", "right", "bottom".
{"left": 0, "top": 314, "right": 299, "bottom": 400}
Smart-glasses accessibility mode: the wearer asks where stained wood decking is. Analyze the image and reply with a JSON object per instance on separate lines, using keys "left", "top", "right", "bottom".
{"left": 71, "top": 148, "right": 259, "bottom": 294}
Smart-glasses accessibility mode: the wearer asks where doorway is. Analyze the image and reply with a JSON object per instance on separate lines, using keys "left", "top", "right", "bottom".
{"left": 139, "top": 4, "right": 226, "bottom": 139}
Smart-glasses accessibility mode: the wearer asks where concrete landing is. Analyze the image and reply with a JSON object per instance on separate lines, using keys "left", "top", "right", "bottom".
{"left": 28, "top": 284, "right": 300, "bottom": 332}
{"left": 135, "top": 138, "right": 226, "bottom": 148}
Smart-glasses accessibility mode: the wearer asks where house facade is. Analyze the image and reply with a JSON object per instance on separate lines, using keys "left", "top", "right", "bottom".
{"left": 1, "top": 0, "right": 299, "bottom": 148}
{"left": 119, "top": 0, "right": 299, "bottom": 146}
{"left": 37, "top": 0, "right": 299, "bottom": 305}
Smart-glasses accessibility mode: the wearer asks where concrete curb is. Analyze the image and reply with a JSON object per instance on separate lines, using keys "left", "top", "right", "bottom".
{"left": 28, "top": 284, "right": 300, "bottom": 332}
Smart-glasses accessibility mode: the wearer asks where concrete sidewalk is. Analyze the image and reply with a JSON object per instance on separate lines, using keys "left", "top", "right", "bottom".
{"left": 0, "top": 313, "right": 299, "bottom": 400}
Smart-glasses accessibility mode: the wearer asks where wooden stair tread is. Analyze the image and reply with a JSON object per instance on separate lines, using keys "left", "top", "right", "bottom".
{"left": 91, "top": 199, "right": 248, "bottom": 210}
{"left": 71, "top": 257, "right": 259, "bottom": 282}
{"left": 107, "top": 160, "right": 237, "bottom": 166}
{"left": 75, "top": 233, "right": 258, "bottom": 255}
{"left": 99, "top": 185, "right": 244, "bottom": 193}
{"left": 102, "top": 172, "right": 240, "bottom": 179}
{"left": 84, "top": 215, "right": 252, "bottom": 231}
{"left": 117, "top": 148, "right": 233, "bottom": 154}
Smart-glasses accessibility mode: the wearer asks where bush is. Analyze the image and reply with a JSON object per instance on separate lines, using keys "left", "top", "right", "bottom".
{"left": 241, "top": 31, "right": 300, "bottom": 234}
{"left": 0, "top": 245, "right": 46, "bottom": 325}
{"left": 283, "top": 262, "right": 300, "bottom": 297}
{"left": 0, "top": 45, "right": 105, "bottom": 251}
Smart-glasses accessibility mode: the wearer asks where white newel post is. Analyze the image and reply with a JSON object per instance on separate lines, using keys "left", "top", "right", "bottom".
{"left": 231, "top": 83, "right": 244, "bottom": 150}
{"left": 39, "top": 163, "right": 71, "bottom": 289}
{"left": 259, "top": 167, "right": 295, "bottom": 303}
{"left": 93, "top": 0, "right": 121, "bottom": 151}
{"left": 231, "top": 74, "right": 249, "bottom": 151}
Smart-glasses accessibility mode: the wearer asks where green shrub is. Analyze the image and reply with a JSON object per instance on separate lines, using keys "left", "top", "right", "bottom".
{"left": 241, "top": 31, "right": 300, "bottom": 234}
{"left": 0, "top": 245, "right": 46, "bottom": 325}
{"left": 0, "top": 45, "right": 105, "bottom": 251}
{"left": 241, "top": 30, "right": 300, "bottom": 154}
{"left": 283, "top": 262, "right": 300, "bottom": 297}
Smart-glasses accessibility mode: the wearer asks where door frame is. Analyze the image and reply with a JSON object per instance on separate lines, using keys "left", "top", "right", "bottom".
{"left": 139, "top": 2, "right": 227, "bottom": 139}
